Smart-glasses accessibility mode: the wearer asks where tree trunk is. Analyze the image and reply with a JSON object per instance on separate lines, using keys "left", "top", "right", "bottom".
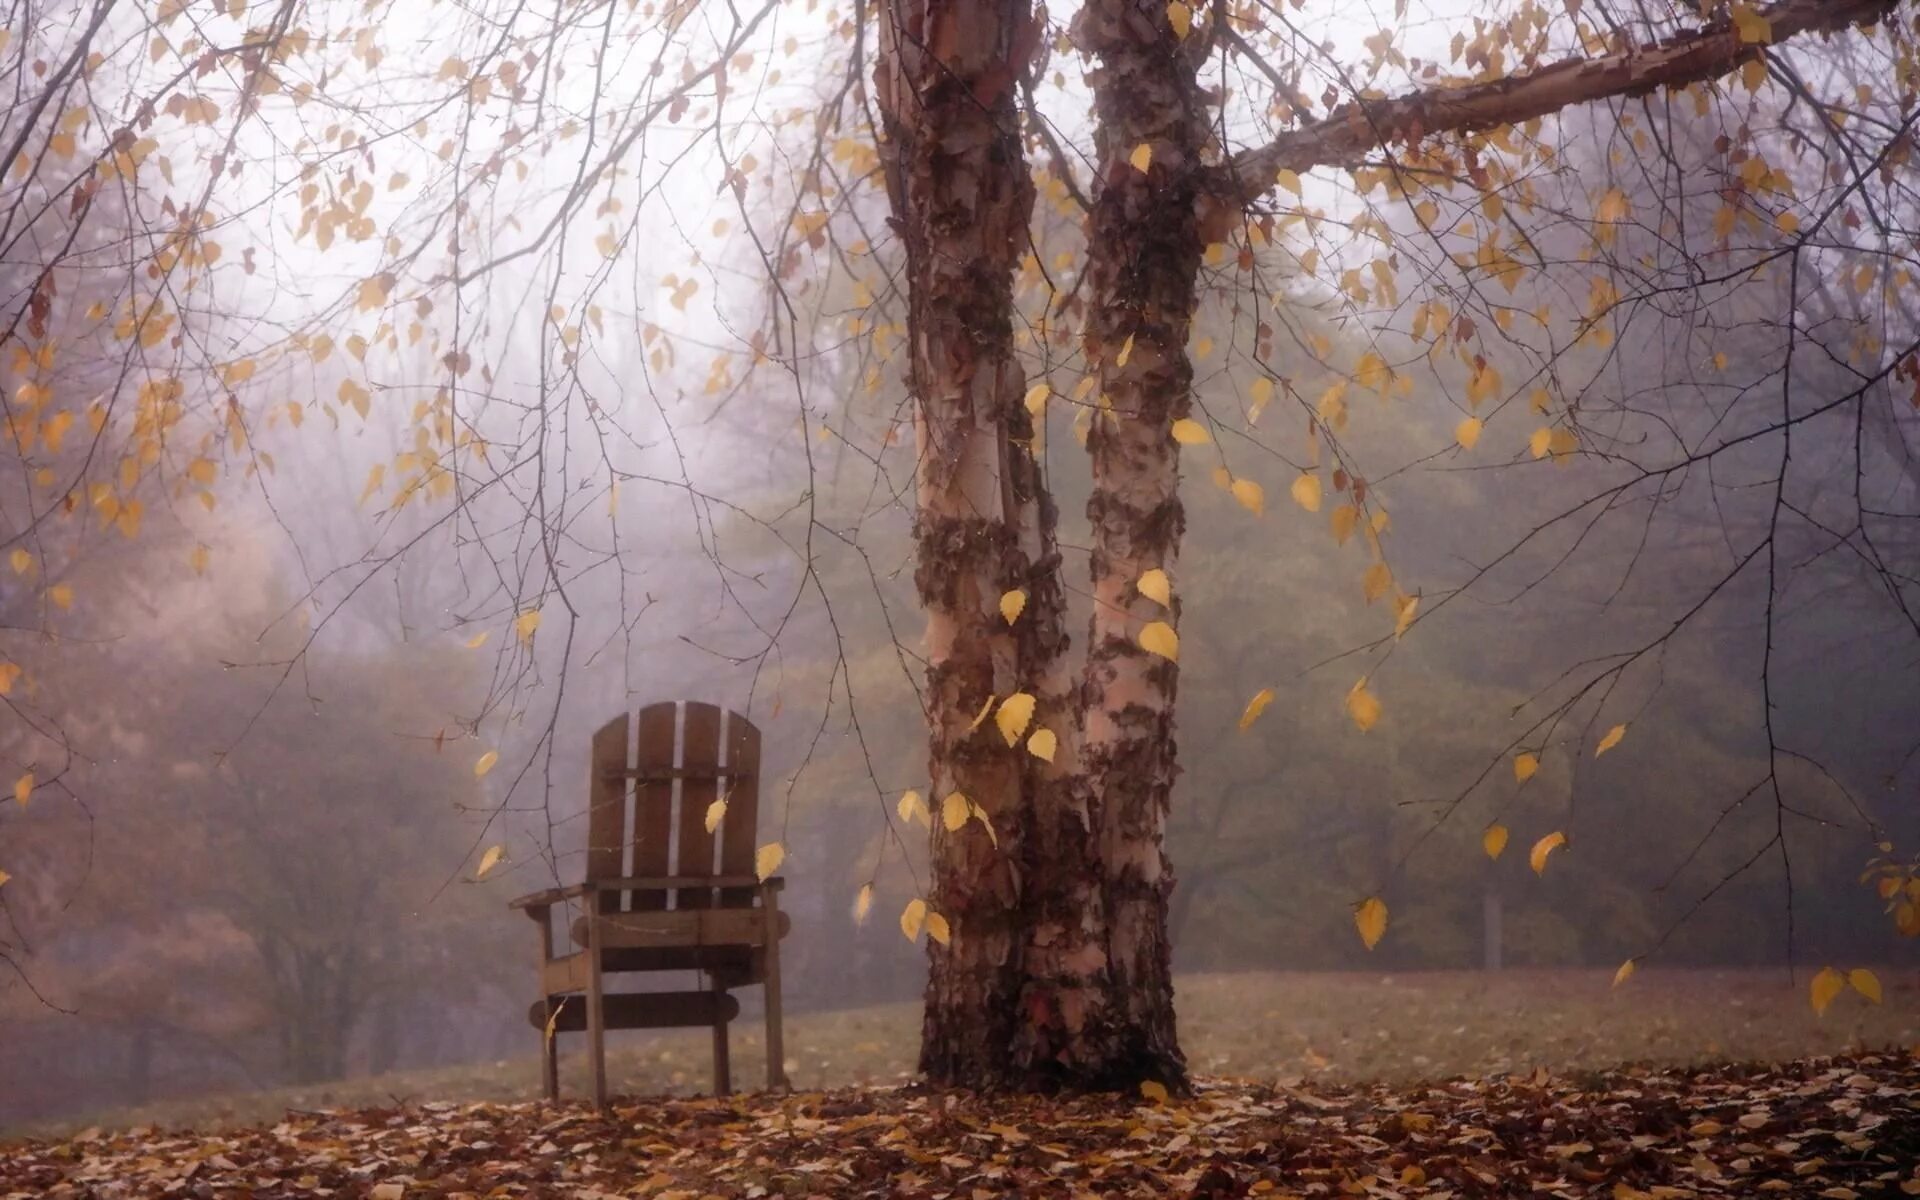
{"left": 875, "top": 0, "right": 1106, "bottom": 1088}
{"left": 1069, "top": 0, "right": 1211, "bottom": 1089}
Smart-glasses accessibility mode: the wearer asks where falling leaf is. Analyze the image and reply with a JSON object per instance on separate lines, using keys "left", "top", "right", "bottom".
{"left": 1000, "top": 589, "right": 1026, "bottom": 624}
{"left": 1595, "top": 724, "right": 1627, "bottom": 757}
{"left": 1530, "top": 831, "right": 1567, "bottom": 876}
{"left": 1613, "top": 958, "right": 1637, "bottom": 988}
{"left": 1455, "top": 417, "right": 1483, "bottom": 450}
{"left": 12, "top": 772, "right": 30, "bottom": 807}
{"left": 1231, "top": 478, "right": 1265, "bottom": 514}
{"left": 1848, "top": 968, "right": 1882, "bottom": 1004}
{"left": 852, "top": 883, "right": 873, "bottom": 925}
{"left": 1165, "top": 0, "right": 1191, "bottom": 38}
{"left": 1483, "top": 823, "right": 1509, "bottom": 860}
{"left": 514, "top": 609, "right": 541, "bottom": 644}
{"left": 1354, "top": 896, "right": 1389, "bottom": 950}
{"left": 704, "top": 798, "right": 727, "bottom": 834}
{"left": 1346, "top": 678, "right": 1381, "bottom": 732}
{"left": 476, "top": 844, "right": 505, "bottom": 879}
{"left": 474, "top": 750, "right": 499, "bottom": 777}
{"left": 898, "top": 790, "right": 929, "bottom": 826}
{"left": 1170, "top": 418, "right": 1210, "bottom": 445}
{"left": 942, "top": 792, "right": 970, "bottom": 832}
{"left": 1139, "top": 1079, "right": 1170, "bottom": 1104}
{"left": 1027, "top": 728, "right": 1057, "bottom": 762}
{"left": 1137, "top": 568, "right": 1172, "bottom": 607}
{"left": 755, "top": 842, "right": 784, "bottom": 881}
{"left": 1139, "top": 620, "right": 1179, "bottom": 661}
{"left": 465, "top": 630, "right": 490, "bottom": 649}
{"left": 1239, "top": 688, "right": 1275, "bottom": 731}
{"left": 925, "top": 910, "right": 951, "bottom": 945}
{"left": 1129, "top": 142, "right": 1152, "bottom": 173}
{"left": 1514, "top": 753, "right": 1539, "bottom": 783}
{"left": 1291, "top": 474, "right": 1323, "bottom": 513}
{"left": 1810, "top": 966, "right": 1844, "bottom": 1016}
{"left": 901, "top": 897, "right": 927, "bottom": 941}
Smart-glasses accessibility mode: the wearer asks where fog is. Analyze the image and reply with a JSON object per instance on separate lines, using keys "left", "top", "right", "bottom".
{"left": 2, "top": 0, "right": 1917, "bottom": 1130}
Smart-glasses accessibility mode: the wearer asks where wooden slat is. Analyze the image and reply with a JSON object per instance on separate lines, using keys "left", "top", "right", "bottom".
{"left": 629, "top": 703, "right": 678, "bottom": 911}
{"left": 585, "top": 715, "right": 632, "bottom": 915}
{"left": 529, "top": 991, "right": 739, "bottom": 1032}
{"left": 719, "top": 712, "right": 762, "bottom": 908}
{"left": 675, "top": 702, "right": 723, "bottom": 909}
{"left": 605, "top": 767, "right": 753, "bottom": 783}
{"left": 569, "top": 913, "right": 790, "bottom": 956}
{"left": 591, "top": 907, "right": 779, "bottom": 950}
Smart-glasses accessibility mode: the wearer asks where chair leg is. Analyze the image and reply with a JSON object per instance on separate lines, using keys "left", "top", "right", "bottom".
{"left": 710, "top": 976, "right": 731, "bottom": 1097}
{"left": 586, "top": 913, "right": 608, "bottom": 1110}
{"left": 761, "top": 890, "right": 788, "bottom": 1091}
{"left": 535, "top": 910, "right": 560, "bottom": 1102}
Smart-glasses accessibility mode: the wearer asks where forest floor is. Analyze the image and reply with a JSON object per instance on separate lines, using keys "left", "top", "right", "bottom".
{"left": 5, "top": 969, "right": 1918, "bottom": 1196}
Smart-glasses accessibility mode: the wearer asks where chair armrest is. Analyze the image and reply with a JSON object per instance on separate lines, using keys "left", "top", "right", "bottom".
{"left": 508, "top": 883, "right": 589, "bottom": 912}
{"left": 586, "top": 875, "right": 784, "bottom": 893}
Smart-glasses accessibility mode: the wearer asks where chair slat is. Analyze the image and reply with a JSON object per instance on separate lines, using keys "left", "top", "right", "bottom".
{"left": 585, "top": 715, "right": 632, "bottom": 914}
{"left": 675, "top": 702, "right": 724, "bottom": 909}
{"left": 719, "top": 712, "right": 761, "bottom": 908}
{"left": 629, "top": 702, "right": 678, "bottom": 912}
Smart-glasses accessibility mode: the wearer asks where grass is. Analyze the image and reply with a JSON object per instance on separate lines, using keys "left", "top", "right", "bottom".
{"left": 19, "top": 966, "right": 1917, "bottom": 1137}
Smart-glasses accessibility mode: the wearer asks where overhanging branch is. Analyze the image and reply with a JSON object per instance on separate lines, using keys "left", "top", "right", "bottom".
{"left": 1224, "top": 0, "right": 1897, "bottom": 205}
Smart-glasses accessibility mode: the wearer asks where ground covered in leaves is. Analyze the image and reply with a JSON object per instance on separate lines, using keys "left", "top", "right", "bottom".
{"left": 4, "top": 1053, "right": 1916, "bottom": 1199}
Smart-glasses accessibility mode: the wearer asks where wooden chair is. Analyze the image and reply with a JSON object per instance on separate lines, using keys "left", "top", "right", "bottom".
{"left": 509, "top": 702, "right": 789, "bottom": 1107}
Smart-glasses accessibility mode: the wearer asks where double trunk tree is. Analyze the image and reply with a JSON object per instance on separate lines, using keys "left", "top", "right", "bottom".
{"left": 873, "top": 0, "right": 1899, "bottom": 1090}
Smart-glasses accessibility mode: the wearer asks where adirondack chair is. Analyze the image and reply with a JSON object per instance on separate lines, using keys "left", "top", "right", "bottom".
{"left": 509, "top": 702, "right": 790, "bottom": 1106}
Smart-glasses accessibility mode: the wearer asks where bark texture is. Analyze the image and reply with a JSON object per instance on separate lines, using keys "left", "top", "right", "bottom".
{"left": 1070, "top": 0, "right": 1213, "bottom": 1090}
{"left": 875, "top": 0, "right": 1105, "bottom": 1088}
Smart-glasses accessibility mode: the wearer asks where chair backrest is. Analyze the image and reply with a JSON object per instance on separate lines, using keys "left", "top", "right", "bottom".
{"left": 586, "top": 701, "right": 762, "bottom": 913}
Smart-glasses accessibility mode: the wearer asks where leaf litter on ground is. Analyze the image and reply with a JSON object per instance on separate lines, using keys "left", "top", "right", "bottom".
{"left": 3, "top": 1052, "right": 1916, "bottom": 1198}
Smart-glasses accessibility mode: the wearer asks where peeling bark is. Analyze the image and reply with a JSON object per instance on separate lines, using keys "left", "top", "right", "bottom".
{"left": 1070, "top": 0, "right": 1212, "bottom": 1090}
{"left": 875, "top": 0, "right": 1100, "bottom": 1088}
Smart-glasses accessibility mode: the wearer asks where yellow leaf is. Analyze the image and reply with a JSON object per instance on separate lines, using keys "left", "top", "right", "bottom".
{"left": 1291, "top": 473, "right": 1322, "bottom": 513}
{"left": 1129, "top": 142, "right": 1152, "bottom": 173}
{"left": 1514, "top": 752, "right": 1539, "bottom": 783}
{"left": 1455, "top": 417, "right": 1483, "bottom": 450}
{"left": 1139, "top": 620, "right": 1179, "bottom": 661}
{"left": 1741, "top": 56, "right": 1768, "bottom": 93}
{"left": 8, "top": 548, "right": 31, "bottom": 575}
{"left": 1238, "top": 688, "right": 1275, "bottom": 732}
{"left": 1139, "top": 1079, "right": 1170, "bottom": 1104}
{"left": 755, "top": 842, "right": 784, "bottom": 881}
{"left": 12, "top": 772, "right": 30, "bottom": 807}
{"left": 356, "top": 274, "right": 391, "bottom": 312}
{"left": 1529, "top": 427, "right": 1552, "bottom": 459}
{"left": 853, "top": 883, "right": 874, "bottom": 925}
{"left": 1595, "top": 723, "right": 1627, "bottom": 757}
{"left": 1275, "top": 168, "right": 1304, "bottom": 198}
{"left": 967, "top": 692, "right": 995, "bottom": 733}
{"left": 1362, "top": 561, "right": 1392, "bottom": 603}
{"left": 704, "top": 798, "right": 727, "bottom": 834}
{"left": 1613, "top": 958, "right": 1637, "bottom": 988}
{"left": 1166, "top": 0, "right": 1191, "bottom": 38}
{"left": 1730, "top": 3, "right": 1772, "bottom": 44}
{"left": 1170, "top": 418, "right": 1210, "bottom": 445}
{"left": 514, "top": 609, "right": 541, "bottom": 644}
{"left": 1595, "top": 187, "right": 1630, "bottom": 223}
{"left": 189, "top": 544, "right": 210, "bottom": 575}
{"left": 1116, "top": 334, "right": 1135, "bottom": 367}
{"left": 1137, "top": 568, "right": 1172, "bottom": 607}
{"left": 901, "top": 897, "right": 927, "bottom": 941}
{"left": 1231, "top": 478, "right": 1265, "bottom": 515}
{"left": 1000, "top": 588, "right": 1027, "bottom": 625}
{"left": 1354, "top": 895, "right": 1388, "bottom": 950}
{"left": 1483, "top": 823, "right": 1509, "bottom": 860}
{"left": 898, "top": 790, "right": 929, "bottom": 826}
{"left": 465, "top": 631, "right": 490, "bottom": 649}
{"left": 1848, "top": 967, "right": 1882, "bottom": 1004}
{"left": 1712, "top": 351, "right": 1729, "bottom": 371}
{"left": 942, "top": 791, "right": 971, "bottom": 832}
{"left": 925, "top": 910, "right": 951, "bottom": 945}
{"left": 1530, "top": 831, "right": 1567, "bottom": 876}
{"left": 1023, "top": 383, "right": 1049, "bottom": 416}
{"left": 474, "top": 750, "right": 499, "bottom": 777}
{"left": 1346, "top": 678, "right": 1381, "bottom": 732}
{"left": 1393, "top": 592, "right": 1419, "bottom": 639}
{"left": 1810, "top": 966, "right": 1844, "bottom": 1016}
{"left": 48, "top": 583, "right": 72, "bottom": 610}
{"left": 996, "top": 693, "right": 1036, "bottom": 746}
{"left": 1776, "top": 211, "right": 1800, "bottom": 236}
{"left": 1027, "top": 728, "right": 1057, "bottom": 762}
{"left": 0, "top": 868, "right": 9, "bottom": 889}
{"left": 0, "top": 663, "right": 18, "bottom": 695}
{"left": 1330, "top": 505, "right": 1358, "bottom": 546}
{"left": 476, "top": 844, "right": 505, "bottom": 879}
